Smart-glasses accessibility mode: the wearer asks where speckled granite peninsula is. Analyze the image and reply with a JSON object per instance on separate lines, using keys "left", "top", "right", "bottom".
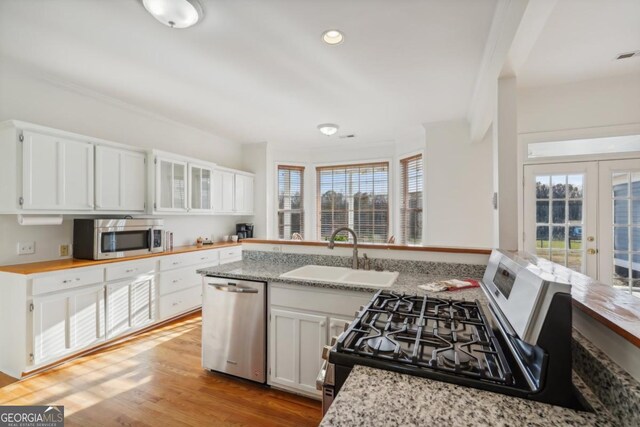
{"left": 198, "top": 250, "right": 640, "bottom": 427}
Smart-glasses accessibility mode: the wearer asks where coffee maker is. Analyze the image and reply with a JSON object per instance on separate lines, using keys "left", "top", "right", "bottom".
{"left": 236, "top": 223, "right": 254, "bottom": 240}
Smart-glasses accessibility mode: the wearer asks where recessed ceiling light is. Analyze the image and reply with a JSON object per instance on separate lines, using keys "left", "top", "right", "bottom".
{"left": 322, "top": 30, "right": 344, "bottom": 45}
{"left": 142, "top": 0, "right": 203, "bottom": 29}
{"left": 318, "top": 123, "right": 339, "bottom": 136}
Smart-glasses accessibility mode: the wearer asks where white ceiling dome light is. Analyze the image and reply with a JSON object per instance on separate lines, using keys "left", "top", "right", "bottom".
{"left": 142, "top": 0, "right": 203, "bottom": 29}
{"left": 318, "top": 123, "right": 339, "bottom": 136}
{"left": 322, "top": 30, "right": 344, "bottom": 45}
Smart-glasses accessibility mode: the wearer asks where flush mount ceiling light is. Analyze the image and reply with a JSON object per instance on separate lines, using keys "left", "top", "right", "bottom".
{"left": 322, "top": 29, "right": 344, "bottom": 45}
{"left": 318, "top": 123, "right": 339, "bottom": 136}
{"left": 142, "top": 0, "right": 203, "bottom": 29}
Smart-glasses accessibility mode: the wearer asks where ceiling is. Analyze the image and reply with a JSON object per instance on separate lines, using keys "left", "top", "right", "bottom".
{"left": 0, "top": 0, "right": 497, "bottom": 147}
{"left": 519, "top": 0, "right": 640, "bottom": 87}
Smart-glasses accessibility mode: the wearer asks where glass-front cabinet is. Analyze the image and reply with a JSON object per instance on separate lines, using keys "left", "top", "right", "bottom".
{"left": 189, "top": 163, "right": 213, "bottom": 212}
{"left": 156, "top": 157, "right": 188, "bottom": 211}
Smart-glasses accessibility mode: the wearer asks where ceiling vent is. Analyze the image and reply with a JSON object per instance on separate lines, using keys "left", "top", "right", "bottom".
{"left": 615, "top": 50, "right": 640, "bottom": 60}
{"left": 338, "top": 134, "right": 356, "bottom": 139}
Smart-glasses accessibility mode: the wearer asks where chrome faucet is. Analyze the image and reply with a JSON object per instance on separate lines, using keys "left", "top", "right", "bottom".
{"left": 328, "top": 227, "right": 359, "bottom": 269}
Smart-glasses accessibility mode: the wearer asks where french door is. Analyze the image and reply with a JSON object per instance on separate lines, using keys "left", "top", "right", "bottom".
{"left": 524, "top": 158, "right": 640, "bottom": 296}
{"left": 524, "top": 162, "right": 598, "bottom": 277}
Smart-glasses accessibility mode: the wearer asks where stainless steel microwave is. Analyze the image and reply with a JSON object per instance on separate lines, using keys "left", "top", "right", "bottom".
{"left": 73, "top": 219, "right": 165, "bottom": 260}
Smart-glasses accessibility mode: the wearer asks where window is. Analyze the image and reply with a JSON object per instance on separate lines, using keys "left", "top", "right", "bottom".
{"left": 400, "top": 154, "right": 423, "bottom": 245}
{"left": 316, "top": 162, "right": 389, "bottom": 243}
{"left": 277, "top": 165, "right": 304, "bottom": 239}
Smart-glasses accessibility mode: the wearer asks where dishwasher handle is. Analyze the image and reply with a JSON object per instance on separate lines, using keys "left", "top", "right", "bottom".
{"left": 208, "top": 282, "right": 259, "bottom": 294}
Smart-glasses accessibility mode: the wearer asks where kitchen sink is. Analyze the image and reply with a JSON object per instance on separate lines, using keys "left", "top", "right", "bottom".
{"left": 279, "top": 265, "right": 399, "bottom": 288}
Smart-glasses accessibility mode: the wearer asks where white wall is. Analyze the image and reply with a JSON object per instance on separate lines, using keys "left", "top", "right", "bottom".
{"left": 518, "top": 73, "right": 640, "bottom": 135}
{"left": 0, "top": 65, "right": 248, "bottom": 266}
{"left": 424, "top": 120, "right": 494, "bottom": 248}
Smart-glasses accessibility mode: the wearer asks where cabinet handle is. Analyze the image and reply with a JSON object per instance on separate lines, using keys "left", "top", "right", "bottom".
{"left": 173, "top": 262, "right": 180, "bottom": 265}
{"left": 126, "top": 268, "right": 136, "bottom": 273}
{"left": 172, "top": 279, "right": 180, "bottom": 283}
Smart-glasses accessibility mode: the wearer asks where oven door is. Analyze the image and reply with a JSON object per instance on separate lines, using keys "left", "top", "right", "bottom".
{"left": 95, "top": 226, "right": 154, "bottom": 259}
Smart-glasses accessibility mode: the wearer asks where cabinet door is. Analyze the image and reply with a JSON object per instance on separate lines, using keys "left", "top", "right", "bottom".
{"left": 22, "top": 131, "right": 59, "bottom": 209}
{"left": 22, "top": 132, "right": 94, "bottom": 210}
{"left": 68, "top": 285, "right": 105, "bottom": 351}
{"left": 33, "top": 293, "right": 70, "bottom": 364}
{"left": 62, "top": 139, "right": 94, "bottom": 210}
{"left": 234, "top": 174, "right": 245, "bottom": 213}
{"left": 189, "top": 164, "right": 213, "bottom": 212}
{"left": 96, "top": 146, "right": 146, "bottom": 211}
{"left": 106, "top": 281, "right": 131, "bottom": 339}
{"left": 156, "top": 158, "right": 187, "bottom": 211}
{"left": 131, "top": 278, "right": 154, "bottom": 328}
{"left": 243, "top": 175, "right": 254, "bottom": 214}
{"left": 212, "top": 170, "right": 235, "bottom": 213}
{"left": 269, "top": 308, "right": 326, "bottom": 395}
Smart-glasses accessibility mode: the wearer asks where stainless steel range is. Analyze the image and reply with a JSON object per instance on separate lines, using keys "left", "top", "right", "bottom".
{"left": 318, "top": 249, "right": 589, "bottom": 414}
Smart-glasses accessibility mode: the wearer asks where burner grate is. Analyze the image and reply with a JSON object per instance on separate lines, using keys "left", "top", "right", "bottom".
{"left": 337, "top": 291, "right": 514, "bottom": 385}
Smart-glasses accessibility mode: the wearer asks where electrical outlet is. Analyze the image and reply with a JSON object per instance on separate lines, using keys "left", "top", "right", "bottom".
{"left": 17, "top": 241, "right": 35, "bottom": 255}
{"left": 59, "top": 244, "right": 70, "bottom": 257}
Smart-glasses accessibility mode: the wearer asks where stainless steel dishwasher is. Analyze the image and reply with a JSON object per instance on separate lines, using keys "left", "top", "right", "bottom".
{"left": 202, "top": 276, "right": 267, "bottom": 383}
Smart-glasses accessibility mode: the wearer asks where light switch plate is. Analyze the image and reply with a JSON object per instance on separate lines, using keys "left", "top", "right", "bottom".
{"left": 17, "top": 241, "right": 35, "bottom": 255}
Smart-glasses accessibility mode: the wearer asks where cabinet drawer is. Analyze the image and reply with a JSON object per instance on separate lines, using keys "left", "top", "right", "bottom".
{"left": 32, "top": 268, "right": 104, "bottom": 296}
{"left": 160, "top": 250, "right": 219, "bottom": 271}
{"left": 159, "top": 267, "right": 202, "bottom": 296}
{"left": 159, "top": 286, "right": 202, "bottom": 319}
{"left": 105, "top": 259, "right": 157, "bottom": 282}
{"left": 270, "top": 284, "right": 372, "bottom": 318}
{"left": 219, "top": 246, "right": 242, "bottom": 264}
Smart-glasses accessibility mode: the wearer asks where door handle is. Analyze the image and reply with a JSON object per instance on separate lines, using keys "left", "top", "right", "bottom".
{"left": 208, "top": 283, "right": 258, "bottom": 293}
{"left": 587, "top": 248, "right": 598, "bottom": 255}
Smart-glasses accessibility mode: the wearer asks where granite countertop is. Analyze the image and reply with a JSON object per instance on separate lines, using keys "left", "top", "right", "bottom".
{"left": 320, "top": 366, "right": 610, "bottom": 427}
{"left": 196, "top": 259, "right": 486, "bottom": 301}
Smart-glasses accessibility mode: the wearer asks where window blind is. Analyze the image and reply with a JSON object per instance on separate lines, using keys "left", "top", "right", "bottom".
{"left": 316, "top": 162, "right": 389, "bottom": 243}
{"left": 277, "top": 165, "right": 304, "bottom": 239}
{"left": 400, "top": 154, "right": 423, "bottom": 245}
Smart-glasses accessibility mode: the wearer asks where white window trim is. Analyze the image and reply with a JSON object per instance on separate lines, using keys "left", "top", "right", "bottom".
{"left": 313, "top": 157, "right": 394, "bottom": 242}
{"left": 273, "top": 161, "right": 309, "bottom": 240}
{"left": 397, "top": 150, "right": 426, "bottom": 245}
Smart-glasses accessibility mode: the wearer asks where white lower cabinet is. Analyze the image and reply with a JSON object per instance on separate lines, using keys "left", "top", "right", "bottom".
{"left": 268, "top": 283, "right": 372, "bottom": 397}
{"left": 270, "top": 308, "right": 327, "bottom": 395}
{"left": 32, "top": 283, "right": 105, "bottom": 365}
{"left": 106, "top": 276, "right": 155, "bottom": 339}
{"left": 32, "top": 292, "right": 70, "bottom": 365}
{"left": 69, "top": 285, "right": 105, "bottom": 351}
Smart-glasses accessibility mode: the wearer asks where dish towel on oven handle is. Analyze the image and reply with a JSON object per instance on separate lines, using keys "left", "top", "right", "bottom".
{"left": 418, "top": 279, "right": 480, "bottom": 292}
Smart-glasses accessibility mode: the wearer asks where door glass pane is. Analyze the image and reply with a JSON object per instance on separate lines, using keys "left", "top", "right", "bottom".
{"left": 173, "top": 164, "right": 185, "bottom": 209}
{"left": 610, "top": 169, "right": 640, "bottom": 297}
{"left": 191, "top": 167, "right": 202, "bottom": 209}
{"left": 532, "top": 173, "right": 585, "bottom": 273}
{"left": 160, "top": 161, "right": 172, "bottom": 209}
{"left": 552, "top": 201, "right": 566, "bottom": 223}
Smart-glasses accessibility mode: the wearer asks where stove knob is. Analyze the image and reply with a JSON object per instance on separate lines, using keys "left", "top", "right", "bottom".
{"left": 330, "top": 336, "right": 339, "bottom": 346}
{"left": 322, "top": 345, "right": 333, "bottom": 361}
{"left": 343, "top": 323, "right": 349, "bottom": 332}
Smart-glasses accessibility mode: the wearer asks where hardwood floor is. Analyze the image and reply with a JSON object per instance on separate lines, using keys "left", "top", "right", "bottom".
{"left": 0, "top": 313, "right": 323, "bottom": 426}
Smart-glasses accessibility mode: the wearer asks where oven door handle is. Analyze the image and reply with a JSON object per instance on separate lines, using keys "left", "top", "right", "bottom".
{"left": 316, "top": 359, "right": 329, "bottom": 391}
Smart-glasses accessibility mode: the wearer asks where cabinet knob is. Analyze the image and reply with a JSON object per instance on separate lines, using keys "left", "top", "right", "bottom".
{"left": 320, "top": 321, "right": 326, "bottom": 327}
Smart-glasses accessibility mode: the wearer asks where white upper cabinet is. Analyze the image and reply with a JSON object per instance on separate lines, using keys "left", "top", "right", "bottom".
{"left": 213, "top": 169, "right": 235, "bottom": 213}
{"left": 95, "top": 146, "right": 146, "bottom": 211}
{"left": 234, "top": 173, "right": 254, "bottom": 215}
{"left": 22, "top": 131, "right": 94, "bottom": 210}
{"left": 155, "top": 157, "right": 188, "bottom": 212}
{"left": 189, "top": 163, "right": 213, "bottom": 212}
